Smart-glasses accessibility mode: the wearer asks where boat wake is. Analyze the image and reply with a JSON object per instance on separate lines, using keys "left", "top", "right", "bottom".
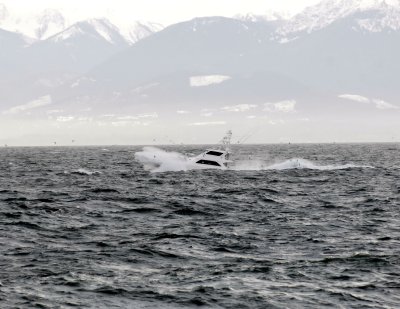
{"left": 134, "top": 147, "right": 189, "bottom": 172}
{"left": 232, "top": 158, "right": 369, "bottom": 171}
{"left": 134, "top": 147, "right": 373, "bottom": 173}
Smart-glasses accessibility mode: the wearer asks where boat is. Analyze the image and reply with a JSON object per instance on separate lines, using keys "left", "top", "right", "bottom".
{"left": 135, "top": 130, "right": 234, "bottom": 171}
{"left": 187, "top": 130, "right": 233, "bottom": 170}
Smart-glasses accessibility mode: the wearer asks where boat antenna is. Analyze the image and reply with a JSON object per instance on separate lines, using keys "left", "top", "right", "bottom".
{"left": 237, "top": 126, "right": 261, "bottom": 144}
{"left": 220, "top": 130, "right": 232, "bottom": 152}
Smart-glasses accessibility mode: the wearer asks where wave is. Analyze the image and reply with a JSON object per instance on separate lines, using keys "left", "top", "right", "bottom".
{"left": 134, "top": 147, "right": 190, "bottom": 172}
{"left": 233, "top": 158, "right": 371, "bottom": 171}
{"left": 135, "top": 147, "right": 372, "bottom": 173}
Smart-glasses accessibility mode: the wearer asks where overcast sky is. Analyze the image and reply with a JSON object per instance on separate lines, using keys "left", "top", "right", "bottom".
{"left": 2, "top": 0, "right": 321, "bottom": 25}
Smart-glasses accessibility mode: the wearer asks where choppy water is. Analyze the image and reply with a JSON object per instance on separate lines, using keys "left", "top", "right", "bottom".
{"left": 1, "top": 144, "right": 399, "bottom": 308}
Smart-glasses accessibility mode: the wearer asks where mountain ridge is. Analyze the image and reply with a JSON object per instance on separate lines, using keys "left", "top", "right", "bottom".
{"left": 276, "top": 0, "right": 400, "bottom": 40}
{"left": 0, "top": 3, "right": 163, "bottom": 44}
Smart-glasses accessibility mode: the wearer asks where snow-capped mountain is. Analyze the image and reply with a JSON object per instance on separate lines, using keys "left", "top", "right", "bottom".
{"left": 0, "top": 3, "right": 163, "bottom": 43}
{"left": 114, "top": 21, "right": 164, "bottom": 44}
{"left": 0, "top": 15, "right": 162, "bottom": 100}
{"left": 0, "top": 5, "right": 66, "bottom": 40}
{"left": 355, "top": 1, "right": 400, "bottom": 32}
{"left": 48, "top": 18, "right": 127, "bottom": 45}
{"left": 8, "top": 18, "right": 132, "bottom": 86}
{"left": 80, "top": 16, "right": 280, "bottom": 89}
{"left": 42, "top": 7, "right": 399, "bottom": 116}
{"left": 277, "top": 0, "right": 400, "bottom": 39}
{"left": 48, "top": 18, "right": 164, "bottom": 45}
{"left": 1, "top": 0, "right": 399, "bottom": 121}
{"left": 235, "top": 11, "right": 290, "bottom": 23}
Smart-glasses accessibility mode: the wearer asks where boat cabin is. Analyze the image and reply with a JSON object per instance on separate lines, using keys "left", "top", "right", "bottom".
{"left": 191, "top": 149, "right": 231, "bottom": 169}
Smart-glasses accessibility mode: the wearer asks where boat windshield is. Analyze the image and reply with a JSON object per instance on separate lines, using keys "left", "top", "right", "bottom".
{"left": 206, "top": 151, "right": 223, "bottom": 156}
{"left": 196, "top": 160, "right": 221, "bottom": 166}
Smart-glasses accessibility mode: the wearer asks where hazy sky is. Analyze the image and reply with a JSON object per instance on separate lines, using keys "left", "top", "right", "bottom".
{"left": 2, "top": 0, "right": 321, "bottom": 25}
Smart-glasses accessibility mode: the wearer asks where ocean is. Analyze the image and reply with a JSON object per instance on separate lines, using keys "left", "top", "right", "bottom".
{"left": 1, "top": 143, "right": 399, "bottom": 308}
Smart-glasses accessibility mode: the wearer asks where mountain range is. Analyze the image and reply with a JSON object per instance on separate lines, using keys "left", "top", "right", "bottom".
{"left": 0, "top": 4, "right": 163, "bottom": 42}
{"left": 1, "top": 0, "right": 399, "bottom": 144}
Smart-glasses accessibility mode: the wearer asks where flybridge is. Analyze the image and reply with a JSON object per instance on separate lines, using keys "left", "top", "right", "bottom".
{"left": 206, "top": 150, "right": 224, "bottom": 156}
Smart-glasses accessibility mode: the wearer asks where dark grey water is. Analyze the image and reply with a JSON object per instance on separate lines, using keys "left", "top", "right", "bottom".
{"left": 1, "top": 144, "right": 399, "bottom": 308}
